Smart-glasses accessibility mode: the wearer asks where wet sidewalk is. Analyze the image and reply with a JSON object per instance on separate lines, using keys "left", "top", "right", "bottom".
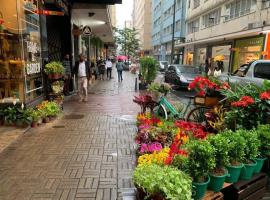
{"left": 0, "top": 70, "right": 140, "bottom": 200}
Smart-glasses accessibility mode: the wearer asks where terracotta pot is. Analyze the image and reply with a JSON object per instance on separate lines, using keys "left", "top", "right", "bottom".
{"left": 43, "top": 117, "right": 50, "bottom": 123}
{"left": 31, "top": 121, "right": 38, "bottom": 128}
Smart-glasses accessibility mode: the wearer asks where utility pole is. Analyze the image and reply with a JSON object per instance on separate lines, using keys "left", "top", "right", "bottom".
{"left": 171, "top": 0, "right": 176, "bottom": 64}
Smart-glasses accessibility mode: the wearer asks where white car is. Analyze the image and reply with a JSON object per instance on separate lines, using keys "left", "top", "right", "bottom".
{"left": 219, "top": 60, "right": 270, "bottom": 86}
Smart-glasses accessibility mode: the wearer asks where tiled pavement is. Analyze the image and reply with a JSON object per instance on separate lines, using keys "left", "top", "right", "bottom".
{"left": 0, "top": 70, "right": 140, "bottom": 200}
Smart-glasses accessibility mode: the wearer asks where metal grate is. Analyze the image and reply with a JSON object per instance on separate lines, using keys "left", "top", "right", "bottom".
{"left": 64, "top": 114, "right": 84, "bottom": 120}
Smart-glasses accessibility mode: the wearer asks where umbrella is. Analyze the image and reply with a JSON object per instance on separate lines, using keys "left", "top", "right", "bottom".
{"left": 116, "top": 55, "right": 128, "bottom": 60}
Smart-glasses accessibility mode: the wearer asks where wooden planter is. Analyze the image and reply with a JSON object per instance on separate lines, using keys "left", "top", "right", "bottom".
{"left": 194, "top": 96, "right": 219, "bottom": 107}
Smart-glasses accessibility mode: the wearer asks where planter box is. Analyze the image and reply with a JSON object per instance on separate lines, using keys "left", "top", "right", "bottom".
{"left": 48, "top": 74, "right": 63, "bottom": 80}
{"left": 195, "top": 96, "right": 219, "bottom": 107}
{"left": 221, "top": 173, "right": 268, "bottom": 200}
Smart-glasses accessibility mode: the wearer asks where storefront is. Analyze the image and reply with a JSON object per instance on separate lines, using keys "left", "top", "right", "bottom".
{"left": 184, "top": 45, "right": 194, "bottom": 65}
{"left": 211, "top": 45, "right": 231, "bottom": 73}
{"left": 232, "top": 36, "right": 265, "bottom": 72}
{"left": 0, "top": 0, "right": 43, "bottom": 106}
{"left": 194, "top": 47, "right": 206, "bottom": 67}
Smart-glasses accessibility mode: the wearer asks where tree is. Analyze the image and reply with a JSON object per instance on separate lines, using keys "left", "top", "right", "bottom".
{"left": 114, "top": 27, "right": 140, "bottom": 60}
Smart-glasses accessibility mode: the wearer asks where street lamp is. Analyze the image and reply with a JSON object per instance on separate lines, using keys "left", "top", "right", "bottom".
{"left": 171, "top": 0, "right": 176, "bottom": 64}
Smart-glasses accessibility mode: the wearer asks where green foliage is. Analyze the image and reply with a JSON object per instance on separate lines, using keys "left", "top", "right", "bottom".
{"left": 133, "top": 164, "right": 192, "bottom": 200}
{"left": 114, "top": 27, "right": 140, "bottom": 58}
{"left": 43, "top": 102, "right": 60, "bottom": 117}
{"left": 148, "top": 82, "right": 171, "bottom": 95}
{"left": 237, "top": 129, "right": 260, "bottom": 163}
{"left": 29, "top": 109, "right": 41, "bottom": 122}
{"left": 172, "top": 154, "right": 189, "bottom": 172}
{"left": 3, "top": 106, "right": 18, "bottom": 124}
{"left": 44, "top": 61, "right": 65, "bottom": 75}
{"left": 90, "top": 36, "right": 104, "bottom": 49}
{"left": 140, "top": 57, "right": 158, "bottom": 84}
{"left": 207, "top": 134, "right": 230, "bottom": 171}
{"left": 256, "top": 124, "right": 270, "bottom": 157}
{"left": 187, "top": 140, "right": 216, "bottom": 182}
{"left": 221, "top": 130, "right": 246, "bottom": 165}
{"left": 17, "top": 108, "right": 33, "bottom": 125}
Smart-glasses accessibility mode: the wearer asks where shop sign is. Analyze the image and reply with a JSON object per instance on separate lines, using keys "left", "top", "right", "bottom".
{"left": 82, "top": 26, "right": 92, "bottom": 36}
{"left": 25, "top": 41, "right": 41, "bottom": 75}
{"left": 235, "top": 37, "right": 264, "bottom": 48}
{"left": 26, "top": 62, "right": 41, "bottom": 75}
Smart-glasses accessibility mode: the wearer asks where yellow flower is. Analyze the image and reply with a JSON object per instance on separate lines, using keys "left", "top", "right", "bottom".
{"left": 157, "top": 121, "right": 163, "bottom": 127}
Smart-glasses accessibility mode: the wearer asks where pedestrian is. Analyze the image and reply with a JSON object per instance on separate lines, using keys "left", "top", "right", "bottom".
{"left": 98, "top": 59, "right": 106, "bottom": 80}
{"left": 63, "top": 54, "right": 72, "bottom": 96}
{"left": 74, "top": 54, "right": 91, "bottom": 102}
{"left": 116, "top": 59, "right": 124, "bottom": 82}
{"left": 105, "top": 58, "right": 113, "bottom": 80}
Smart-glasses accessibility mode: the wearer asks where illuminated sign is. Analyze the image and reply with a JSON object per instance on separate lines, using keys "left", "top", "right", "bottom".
{"left": 35, "top": 10, "right": 64, "bottom": 16}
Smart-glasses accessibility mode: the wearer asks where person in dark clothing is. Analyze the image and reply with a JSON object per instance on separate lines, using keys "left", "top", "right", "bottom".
{"left": 73, "top": 54, "right": 91, "bottom": 102}
{"left": 63, "top": 54, "right": 72, "bottom": 96}
{"left": 116, "top": 59, "right": 124, "bottom": 82}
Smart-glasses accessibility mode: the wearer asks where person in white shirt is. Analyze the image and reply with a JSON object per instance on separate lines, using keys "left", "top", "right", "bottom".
{"left": 74, "top": 54, "right": 91, "bottom": 102}
{"left": 105, "top": 58, "right": 113, "bottom": 80}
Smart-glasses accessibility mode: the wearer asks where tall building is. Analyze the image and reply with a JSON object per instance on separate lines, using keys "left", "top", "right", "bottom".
{"left": 152, "top": 0, "right": 186, "bottom": 63}
{"left": 133, "top": 0, "right": 152, "bottom": 55}
{"left": 109, "top": 5, "right": 117, "bottom": 28}
{"left": 177, "top": 0, "right": 270, "bottom": 73}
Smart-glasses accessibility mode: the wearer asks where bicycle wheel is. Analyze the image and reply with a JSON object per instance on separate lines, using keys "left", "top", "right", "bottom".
{"left": 186, "top": 106, "right": 210, "bottom": 124}
{"left": 153, "top": 104, "right": 168, "bottom": 120}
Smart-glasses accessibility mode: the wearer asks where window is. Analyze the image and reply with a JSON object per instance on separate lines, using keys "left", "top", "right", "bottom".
{"left": 254, "top": 63, "right": 270, "bottom": 80}
{"left": 225, "top": 0, "right": 256, "bottom": 21}
{"left": 262, "top": 0, "right": 270, "bottom": 9}
{"left": 176, "top": 0, "right": 182, "bottom": 10}
{"left": 176, "top": 20, "right": 181, "bottom": 31}
{"left": 168, "top": 66, "right": 176, "bottom": 72}
{"left": 202, "top": 8, "right": 221, "bottom": 28}
{"left": 193, "top": 0, "right": 200, "bottom": 9}
{"left": 188, "top": 19, "right": 200, "bottom": 34}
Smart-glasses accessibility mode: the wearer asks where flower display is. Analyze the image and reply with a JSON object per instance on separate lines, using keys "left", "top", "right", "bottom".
{"left": 137, "top": 147, "right": 170, "bottom": 166}
{"left": 175, "top": 120, "right": 208, "bottom": 139}
{"left": 231, "top": 96, "right": 255, "bottom": 107}
{"left": 139, "top": 142, "right": 163, "bottom": 154}
{"left": 188, "top": 76, "right": 228, "bottom": 97}
{"left": 260, "top": 91, "right": 270, "bottom": 100}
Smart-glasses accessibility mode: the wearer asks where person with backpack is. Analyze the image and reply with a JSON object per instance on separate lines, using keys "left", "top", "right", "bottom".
{"left": 116, "top": 59, "right": 124, "bottom": 82}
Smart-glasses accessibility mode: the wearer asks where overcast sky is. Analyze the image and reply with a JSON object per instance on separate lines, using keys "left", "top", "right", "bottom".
{"left": 116, "top": 0, "right": 133, "bottom": 28}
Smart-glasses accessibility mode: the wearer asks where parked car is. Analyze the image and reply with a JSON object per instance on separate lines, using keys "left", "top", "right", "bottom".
{"left": 164, "top": 65, "right": 201, "bottom": 88}
{"left": 158, "top": 61, "right": 169, "bottom": 72}
{"left": 218, "top": 60, "right": 270, "bottom": 86}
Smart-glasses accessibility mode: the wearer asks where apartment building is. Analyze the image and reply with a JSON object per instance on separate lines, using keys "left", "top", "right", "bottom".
{"left": 133, "top": 0, "right": 152, "bottom": 55}
{"left": 152, "top": 0, "right": 186, "bottom": 62}
{"left": 178, "top": 0, "right": 270, "bottom": 73}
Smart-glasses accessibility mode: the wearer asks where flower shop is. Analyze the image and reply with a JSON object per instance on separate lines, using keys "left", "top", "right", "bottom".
{"left": 133, "top": 75, "right": 270, "bottom": 200}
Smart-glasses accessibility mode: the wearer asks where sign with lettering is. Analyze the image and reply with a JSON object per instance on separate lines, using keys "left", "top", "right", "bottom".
{"left": 26, "top": 62, "right": 41, "bottom": 75}
{"left": 83, "top": 26, "right": 92, "bottom": 36}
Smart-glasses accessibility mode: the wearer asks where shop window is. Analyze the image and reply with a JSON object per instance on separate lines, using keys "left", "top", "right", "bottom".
{"left": 0, "top": 0, "right": 42, "bottom": 104}
{"left": 254, "top": 63, "right": 270, "bottom": 80}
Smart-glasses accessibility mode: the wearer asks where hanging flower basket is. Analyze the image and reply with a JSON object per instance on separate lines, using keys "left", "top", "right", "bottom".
{"left": 194, "top": 96, "right": 219, "bottom": 107}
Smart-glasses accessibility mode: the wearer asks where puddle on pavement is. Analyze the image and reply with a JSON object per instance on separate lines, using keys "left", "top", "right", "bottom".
{"left": 118, "top": 115, "right": 136, "bottom": 121}
{"left": 64, "top": 114, "right": 84, "bottom": 119}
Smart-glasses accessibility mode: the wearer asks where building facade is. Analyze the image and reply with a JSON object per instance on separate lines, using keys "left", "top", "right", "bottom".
{"left": 133, "top": 0, "right": 152, "bottom": 56}
{"left": 152, "top": 0, "right": 186, "bottom": 63}
{"left": 179, "top": 0, "right": 270, "bottom": 73}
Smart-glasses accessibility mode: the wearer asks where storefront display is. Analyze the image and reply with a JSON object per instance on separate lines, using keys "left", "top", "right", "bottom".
{"left": 212, "top": 45, "right": 231, "bottom": 73}
{"left": 195, "top": 47, "right": 206, "bottom": 67}
{"left": 232, "top": 36, "right": 265, "bottom": 72}
{"left": 0, "top": 0, "right": 43, "bottom": 105}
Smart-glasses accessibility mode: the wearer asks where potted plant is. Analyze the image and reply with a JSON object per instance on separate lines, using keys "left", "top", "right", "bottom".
{"left": 139, "top": 57, "right": 157, "bottom": 90}
{"left": 222, "top": 130, "right": 246, "bottom": 183}
{"left": 133, "top": 164, "right": 192, "bottom": 200}
{"left": 148, "top": 82, "right": 171, "bottom": 101}
{"left": 45, "top": 101, "right": 60, "bottom": 120}
{"left": 16, "top": 108, "right": 32, "bottom": 128}
{"left": 44, "top": 61, "right": 64, "bottom": 79}
{"left": 29, "top": 109, "right": 41, "bottom": 128}
{"left": 255, "top": 124, "right": 270, "bottom": 173}
{"left": 187, "top": 139, "right": 215, "bottom": 200}
{"left": 3, "top": 106, "right": 18, "bottom": 126}
{"left": 238, "top": 129, "right": 260, "bottom": 180}
{"left": 207, "top": 134, "right": 230, "bottom": 192}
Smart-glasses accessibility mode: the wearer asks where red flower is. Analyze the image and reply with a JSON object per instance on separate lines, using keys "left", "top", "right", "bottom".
{"left": 260, "top": 91, "right": 270, "bottom": 100}
{"left": 231, "top": 96, "right": 254, "bottom": 107}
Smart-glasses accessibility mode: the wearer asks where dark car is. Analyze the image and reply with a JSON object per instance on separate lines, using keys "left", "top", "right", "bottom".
{"left": 164, "top": 65, "right": 201, "bottom": 88}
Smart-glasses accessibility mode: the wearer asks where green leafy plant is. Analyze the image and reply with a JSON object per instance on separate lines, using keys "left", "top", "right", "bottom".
{"left": 52, "top": 81, "right": 64, "bottom": 94}
{"left": 44, "top": 101, "right": 60, "bottom": 117}
{"left": 133, "top": 164, "right": 192, "bottom": 200}
{"left": 3, "top": 106, "right": 18, "bottom": 124}
{"left": 172, "top": 154, "right": 189, "bottom": 172}
{"left": 256, "top": 124, "right": 270, "bottom": 157}
{"left": 237, "top": 129, "right": 260, "bottom": 163}
{"left": 187, "top": 139, "right": 215, "bottom": 183}
{"left": 17, "top": 108, "right": 33, "bottom": 126}
{"left": 140, "top": 57, "right": 158, "bottom": 84}
{"left": 29, "top": 109, "right": 41, "bottom": 122}
{"left": 44, "top": 61, "right": 65, "bottom": 75}
{"left": 222, "top": 130, "right": 246, "bottom": 166}
{"left": 148, "top": 82, "right": 171, "bottom": 96}
{"left": 207, "top": 134, "right": 230, "bottom": 175}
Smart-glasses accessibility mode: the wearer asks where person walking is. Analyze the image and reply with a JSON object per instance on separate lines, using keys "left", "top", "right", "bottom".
{"left": 63, "top": 54, "right": 72, "bottom": 96}
{"left": 116, "top": 59, "right": 124, "bottom": 82}
{"left": 97, "top": 59, "right": 106, "bottom": 80}
{"left": 74, "top": 54, "right": 91, "bottom": 102}
{"left": 105, "top": 58, "right": 113, "bottom": 80}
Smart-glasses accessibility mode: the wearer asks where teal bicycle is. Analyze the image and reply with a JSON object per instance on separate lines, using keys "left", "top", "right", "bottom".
{"left": 153, "top": 95, "right": 211, "bottom": 123}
